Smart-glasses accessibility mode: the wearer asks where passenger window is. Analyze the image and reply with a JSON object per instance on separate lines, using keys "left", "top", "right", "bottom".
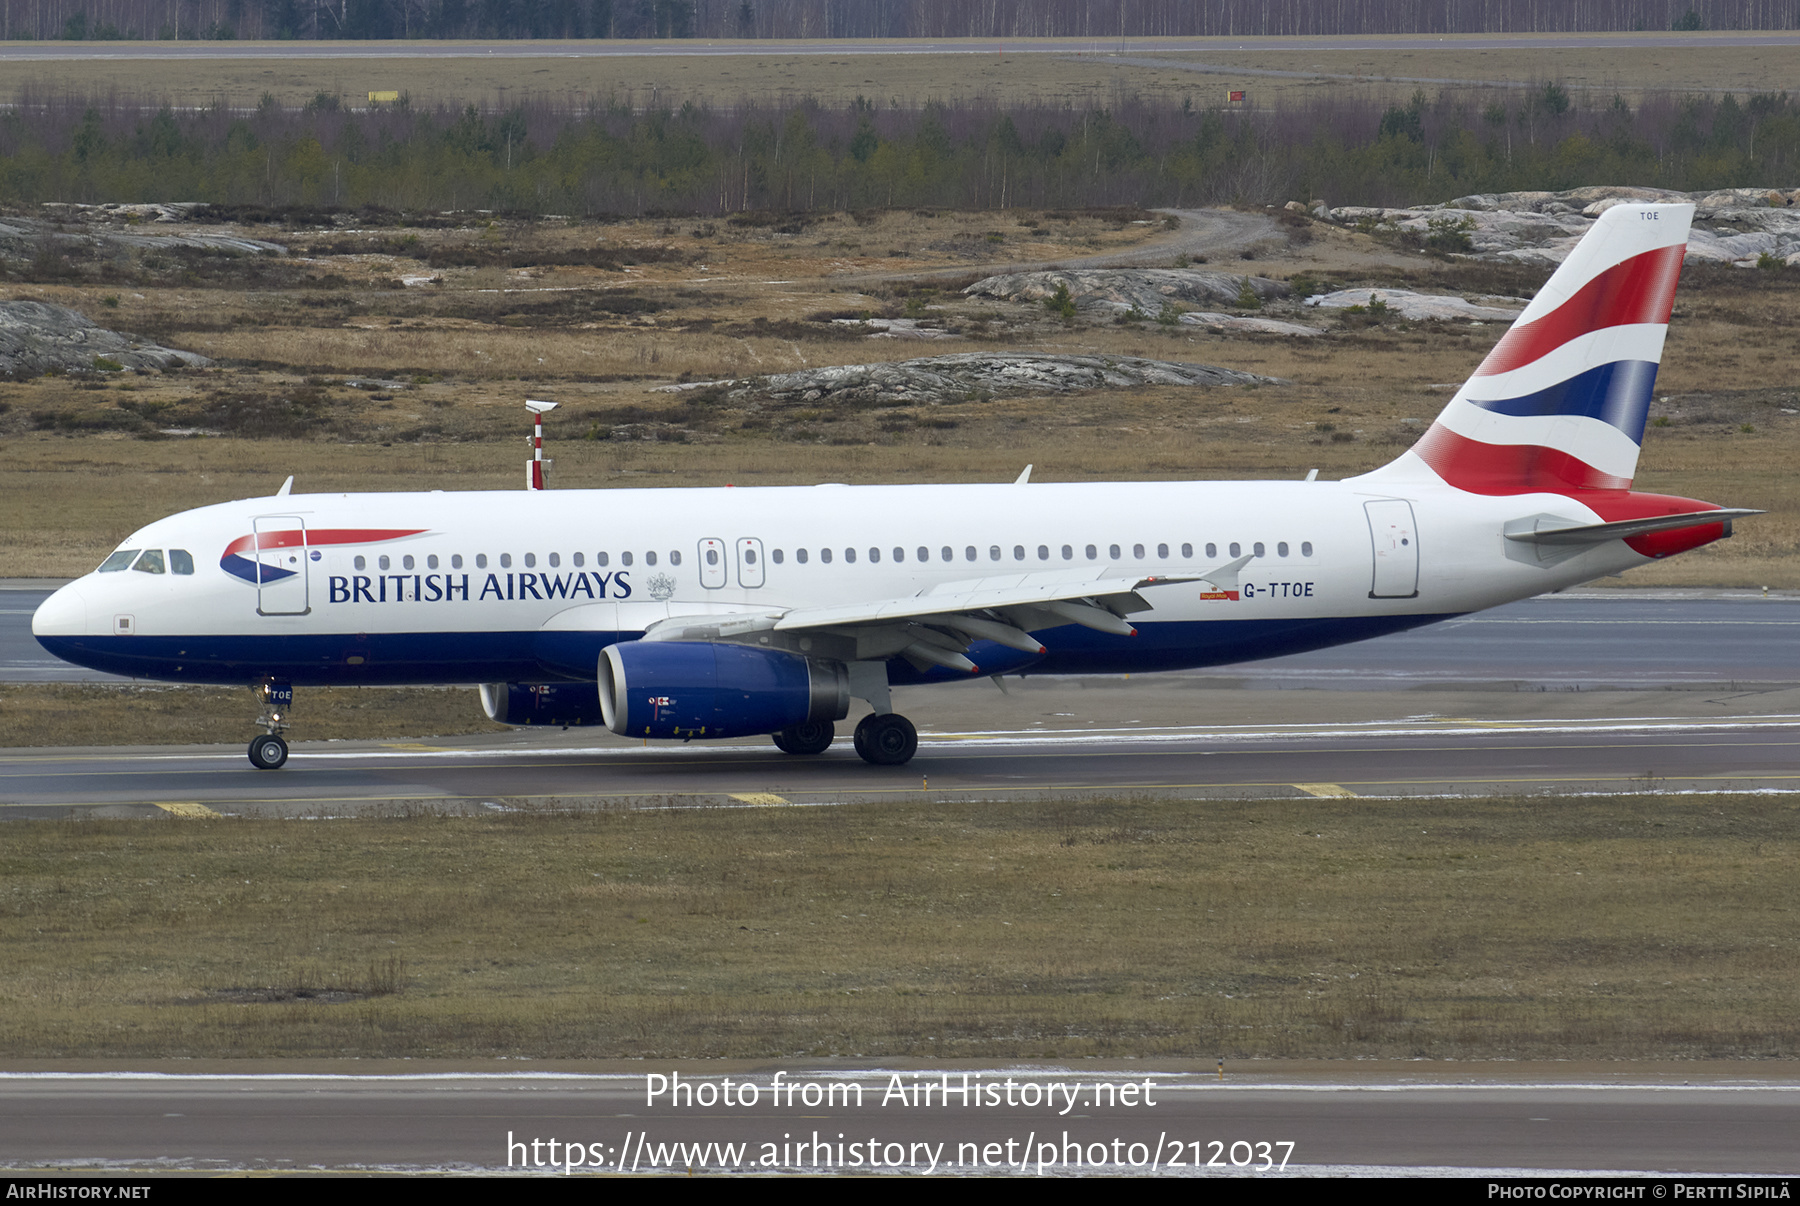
{"left": 621, "top": 552, "right": 633, "bottom": 566}
{"left": 595, "top": 552, "right": 608, "bottom": 567}
{"left": 844, "top": 548, "right": 856, "bottom": 563}
{"left": 169, "top": 549, "right": 194, "bottom": 575}
{"left": 798, "top": 549, "right": 809, "bottom": 564}
{"left": 1206, "top": 543, "right": 1217, "bottom": 559}
{"left": 772, "top": 549, "right": 784, "bottom": 564}
{"left": 1181, "top": 543, "right": 1192, "bottom": 558}
{"left": 524, "top": 553, "right": 536, "bottom": 568}
{"left": 98, "top": 550, "right": 139, "bottom": 573}
{"left": 895, "top": 547, "right": 906, "bottom": 563}
{"left": 1278, "top": 542, "right": 1289, "bottom": 557}
{"left": 1302, "top": 541, "right": 1314, "bottom": 557}
{"left": 572, "top": 552, "right": 583, "bottom": 567}
{"left": 403, "top": 555, "right": 415, "bottom": 570}
{"left": 500, "top": 554, "right": 512, "bottom": 568}
{"left": 1229, "top": 543, "right": 1241, "bottom": 558}
{"left": 965, "top": 546, "right": 977, "bottom": 561}
{"left": 744, "top": 549, "right": 756, "bottom": 565}
{"left": 821, "top": 548, "right": 832, "bottom": 564}
{"left": 379, "top": 555, "right": 392, "bottom": 571}
{"left": 548, "top": 552, "right": 560, "bottom": 568}
{"left": 1038, "top": 545, "right": 1050, "bottom": 561}
{"left": 1132, "top": 544, "right": 1145, "bottom": 559}
{"left": 477, "top": 554, "right": 488, "bottom": 569}
{"left": 1109, "top": 544, "right": 1121, "bottom": 559}
{"left": 427, "top": 554, "right": 439, "bottom": 570}
{"left": 132, "top": 549, "right": 165, "bottom": 574}
{"left": 1062, "top": 545, "right": 1073, "bottom": 560}
{"left": 354, "top": 555, "right": 367, "bottom": 571}
{"left": 1157, "top": 543, "right": 1168, "bottom": 558}
{"left": 868, "top": 548, "right": 880, "bottom": 563}
{"left": 1013, "top": 545, "right": 1025, "bottom": 561}
{"left": 670, "top": 551, "right": 681, "bottom": 566}
{"left": 1085, "top": 545, "right": 1097, "bottom": 560}
{"left": 452, "top": 554, "right": 464, "bottom": 569}
{"left": 989, "top": 546, "right": 1001, "bottom": 561}
{"left": 1254, "top": 542, "right": 1265, "bottom": 557}
{"left": 706, "top": 548, "right": 719, "bottom": 565}
{"left": 646, "top": 551, "right": 658, "bottom": 566}
{"left": 942, "top": 547, "right": 953, "bottom": 562}
{"left": 918, "top": 547, "right": 930, "bottom": 562}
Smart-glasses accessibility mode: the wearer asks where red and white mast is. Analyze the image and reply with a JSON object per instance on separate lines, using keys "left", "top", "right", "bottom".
{"left": 525, "top": 399, "right": 556, "bottom": 490}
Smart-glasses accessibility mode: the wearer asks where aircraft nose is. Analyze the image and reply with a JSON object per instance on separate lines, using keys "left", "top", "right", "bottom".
{"left": 32, "top": 582, "right": 89, "bottom": 641}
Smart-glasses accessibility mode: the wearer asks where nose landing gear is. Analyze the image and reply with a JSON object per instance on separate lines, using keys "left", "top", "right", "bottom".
{"left": 248, "top": 732, "right": 289, "bottom": 770}
{"left": 248, "top": 679, "right": 292, "bottom": 770}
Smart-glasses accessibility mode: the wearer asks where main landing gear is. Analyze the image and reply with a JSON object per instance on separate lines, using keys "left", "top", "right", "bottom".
{"left": 248, "top": 678, "right": 292, "bottom": 770}
{"left": 853, "top": 712, "right": 918, "bottom": 766}
{"left": 772, "top": 720, "right": 835, "bottom": 756}
{"left": 771, "top": 714, "right": 919, "bottom": 765}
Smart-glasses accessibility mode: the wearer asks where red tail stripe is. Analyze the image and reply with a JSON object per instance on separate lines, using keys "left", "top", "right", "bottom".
{"left": 1474, "top": 244, "right": 1685, "bottom": 378}
{"left": 1413, "top": 426, "right": 1725, "bottom": 556}
{"left": 1411, "top": 424, "right": 1631, "bottom": 494}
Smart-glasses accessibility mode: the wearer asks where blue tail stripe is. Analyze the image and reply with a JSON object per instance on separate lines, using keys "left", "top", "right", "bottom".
{"left": 1463, "top": 359, "right": 1659, "bottom": 445}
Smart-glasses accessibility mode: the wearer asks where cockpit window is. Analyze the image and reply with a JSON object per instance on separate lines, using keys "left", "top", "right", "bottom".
{"left": 98, "top": 550, "right": 139, "bottom": 573}
{"left": 169, "top": 549, "right": 195, "bottom": 575}
{"left": 132, "top": 549, "right": 166, "bottom": 575}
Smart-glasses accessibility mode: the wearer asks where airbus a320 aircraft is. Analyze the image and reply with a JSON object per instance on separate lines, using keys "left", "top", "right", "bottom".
{"left": 34, "top": 203, "right": 1756, "bottom": 769}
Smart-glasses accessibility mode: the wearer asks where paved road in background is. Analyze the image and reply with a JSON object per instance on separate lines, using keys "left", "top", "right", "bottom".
{"left": 3, "top": 33, "right": 1800, "bottom": 60}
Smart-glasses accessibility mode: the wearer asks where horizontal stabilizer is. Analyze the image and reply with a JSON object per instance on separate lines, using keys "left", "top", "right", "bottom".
{"left": 1505, "top": 508, "right": 1761, "bottom": 546}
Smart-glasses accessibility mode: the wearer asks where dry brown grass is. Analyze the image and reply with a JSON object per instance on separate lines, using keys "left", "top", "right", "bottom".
{"left": 2, "top": 793, "right": 1796, "bottom": 1060}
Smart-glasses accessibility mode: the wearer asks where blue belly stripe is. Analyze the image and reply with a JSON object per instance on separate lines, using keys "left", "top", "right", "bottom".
{"left": 38, "top": 613, "right": 1464, "bottom": 688}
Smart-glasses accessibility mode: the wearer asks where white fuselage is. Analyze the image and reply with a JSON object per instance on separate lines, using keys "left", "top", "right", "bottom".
{"left": 32, "top": 477, "right": 1646, "bottom": 688}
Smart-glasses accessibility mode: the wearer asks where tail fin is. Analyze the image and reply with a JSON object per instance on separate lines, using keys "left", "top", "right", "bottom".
{"left": 1365, "top": 202, "right": 1693, "bottom": 495}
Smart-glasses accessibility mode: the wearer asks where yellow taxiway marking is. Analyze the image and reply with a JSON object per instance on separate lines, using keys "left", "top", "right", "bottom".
{"left": 1293, "top": 783, "right": 1359, "bottom": 798}
{"left": 728, "top": 792, "right": 790, "bottom": 806}
{"left": 381, "top": 742, "right": 455, "bottom": 752}
{"left": 155, "top": 801, "right": 222, "bottom": 817}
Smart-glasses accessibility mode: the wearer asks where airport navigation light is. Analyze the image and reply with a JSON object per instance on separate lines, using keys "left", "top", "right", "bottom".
{"left": 525, "top": 399, "right": 557, "bottom": 490}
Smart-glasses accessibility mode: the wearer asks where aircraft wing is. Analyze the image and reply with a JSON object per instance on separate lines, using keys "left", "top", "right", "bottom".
{"left": 640, "top": 557, "right": 1254, "bottom": 675}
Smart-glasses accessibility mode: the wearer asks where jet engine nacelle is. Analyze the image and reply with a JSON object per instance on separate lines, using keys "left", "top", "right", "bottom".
{"left": 480, "top": 681, "right": 604, "bottom": 727}
{"left": 598, "top": 641, "right": 850, "bottom": 740}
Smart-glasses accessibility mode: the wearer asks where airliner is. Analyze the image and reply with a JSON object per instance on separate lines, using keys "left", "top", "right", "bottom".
{"left": 33, "top": 203, "right": 1756, "bottom": 769}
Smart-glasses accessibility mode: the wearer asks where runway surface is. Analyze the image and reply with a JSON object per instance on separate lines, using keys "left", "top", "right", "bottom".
{"left": 4, "top": 1066, "right": 1798, "bottom": 1175}
{"left": 4, "top": 33, "right": 1800, "bottom": 61}
{"left": 8, "top": 588, "right": 1800, "bottom": 815}
{"left": 6, "top": 704, "right": 1800, "bottom": 817}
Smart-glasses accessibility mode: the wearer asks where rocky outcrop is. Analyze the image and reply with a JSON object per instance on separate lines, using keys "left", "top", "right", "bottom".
{"left": 668, "top": 353, "right": 1281, "bottom": 407}
{"left": 964, "top": 269, "right": 1289, "bottom": 314}
{"left": 1177, "top": 311, "right": 1322, "bottom": 336}
{"left": 1329, "top": 185, "right": 1800, "bottom": 267}
{"left": 0, "top": 301, "right": 211, "bottom": 376}
{"left": 1306, "top": 289, "right": 1525, "bottom": 322}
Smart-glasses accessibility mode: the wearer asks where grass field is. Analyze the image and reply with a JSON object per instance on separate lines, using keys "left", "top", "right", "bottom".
{"left": 7, "top": 36, "right": 1794, "bottom": 110}
{"left": 1, "top": 792, "right": 1794, "bottom": 1060}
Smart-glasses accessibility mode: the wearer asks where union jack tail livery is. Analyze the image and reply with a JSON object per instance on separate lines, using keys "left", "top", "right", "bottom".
{"left": 1374, "top": 202, "right": 1692, "bottom": 497}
